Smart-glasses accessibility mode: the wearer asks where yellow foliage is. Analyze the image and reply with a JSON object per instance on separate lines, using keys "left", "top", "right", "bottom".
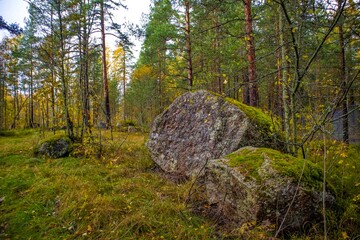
{"left": 131, "top": 65, "right": 156, "bottom": 82}
{"left": 239, "top": 221, "right": 256, "bottom": 235}
{"left": 110, "top": 45, "right": 126, "bottom": 81}
{"left": 342, "top": 231, "right": 350, "bottom": 239}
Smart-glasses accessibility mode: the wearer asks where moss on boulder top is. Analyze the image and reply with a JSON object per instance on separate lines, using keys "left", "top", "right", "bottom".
{"left": 204, "top": 146, "right": 335, "bottom": 234}
{"left": 225, "top": 97, "right": 279, "bottom": 134}
{"left": 226, "top": 147, "right": 323, "bottom": 189}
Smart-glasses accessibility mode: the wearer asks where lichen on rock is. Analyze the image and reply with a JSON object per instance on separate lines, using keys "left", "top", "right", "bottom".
{"left": 147, "top": 90, "right": 283, "bottom": 177}
{"left": 204, "top": 146, "right": 335, "bottom": 234}
{"left": 147, "top": 90, "right": 336, "bottom": 235}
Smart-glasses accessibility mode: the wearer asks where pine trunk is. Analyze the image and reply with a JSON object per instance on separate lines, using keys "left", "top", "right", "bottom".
{"left": 123, "top": 51, "right": 126, "bottom": 121}
{"left": 279, "top": 7, "right": 290, "bottom": 153}
{"left": 185, "top": 0, "right": 193, "bottom": 89}
{"left": 338, "top": 8, "right": 349, "bottom": 144}
{"left": 244, "top": 0, "right": 259, "bottom": 107}
{"left": 57, "top": 1, "right": 74, "bottom": 140}
{"left": 101, "top": 0, "right": 111, "bottom": 128}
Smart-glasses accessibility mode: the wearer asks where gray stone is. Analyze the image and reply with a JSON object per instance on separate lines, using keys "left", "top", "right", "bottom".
{"left": 35, "top": 136, "right": 72, "bottom": 159}
{"left": 147, "top": 90, "right": 282, "bottom": 177}
{"left": 204, "top": 147, "right": 334, "bottom": 233}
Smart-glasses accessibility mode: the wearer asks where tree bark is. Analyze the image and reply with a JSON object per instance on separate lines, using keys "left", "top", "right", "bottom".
{"left": 279, "top": 7, "right": 290, "bottom": 153}
{"left": 100, "top": 0, "right": 111, "bottom": 128}
{"left": 243, "top": 0, "right": 259, "bottom": 107}
{"left": 56, "top": 0, "right": 74, "bottom": 140}
{"left": 50, "top": 5, "right": 56, "bottom": 134}
{"left": 157, "top": 49, "right": 163, "bottom": 113}
{"left": 242, "top": 71, "right": 250, "bottom": 105}
{"left": 81, "top": 0, "right": 91, "bottom": 137}
{"left": 274, "top": 10, "right": 283, "bottom": 117}
{"left": 185, "top": 0, "right": 193, "bottom": 89}
{"left": 0, "top": 71, "right": 4, "bottom": 129}
{"left": 338, "top": 0, "right": 349, "bottom": 144}
{"left": 123, "top": 49, "right": 126, "bottom": 121}
{"left": 214, "top": 14, "right": 222, "bottom": 94}
{"left": 29, "top": 44, "right": 34, "bottom": 128}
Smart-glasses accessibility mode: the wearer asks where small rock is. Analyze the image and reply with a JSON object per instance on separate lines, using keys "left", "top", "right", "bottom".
{"left": 35, "top": 136, "right": 72, "bottom": 159}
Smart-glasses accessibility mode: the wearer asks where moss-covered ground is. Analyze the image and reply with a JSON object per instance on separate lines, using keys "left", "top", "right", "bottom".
{"left": 0, "top": 130, "right": 216, "bottom": 240}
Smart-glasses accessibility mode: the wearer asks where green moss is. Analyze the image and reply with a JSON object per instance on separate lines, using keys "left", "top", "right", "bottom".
{"left": 206, "top": 92, "right": 283, "bottom": 149}
{"left": 224, "top": 97, "right": 277, "bottom": 133}
{"left": 226, "top": 147, "right": 323, "bottom": 189}
{"left": 38, "top": 133, "right": 70, "bottom": 145}
{"left": 0, "top": 129, "right": 36, "bottom": 137}
{"left": 34, "top": 134, "right": 73, "bottom": 158}
{"left": 187, "top": 91, "right": 280, "bottom": 139}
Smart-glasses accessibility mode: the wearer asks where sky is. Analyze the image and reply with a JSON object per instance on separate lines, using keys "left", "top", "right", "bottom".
{"left": 0, "top": 0, "right": 151, "bottom": 59}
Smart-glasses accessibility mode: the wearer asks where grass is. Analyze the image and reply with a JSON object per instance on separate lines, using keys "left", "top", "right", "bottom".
{"left": 307, "top": 141, "right": 360, "bottom": 239}
{"left": 1, "top": 130, "right": 359, "bottom": 239}
{"left": 0, "top": 130, "right": 216, "bottom": 239}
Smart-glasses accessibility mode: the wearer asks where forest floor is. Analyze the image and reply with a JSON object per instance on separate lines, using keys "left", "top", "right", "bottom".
{"left": 1, "top": 130, "right": 360, "bottom": 239}
{"left": 0, "top": 130, "right": 219, "bottom": 239}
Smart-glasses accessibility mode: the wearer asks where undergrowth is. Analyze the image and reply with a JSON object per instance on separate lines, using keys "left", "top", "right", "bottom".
{"left": 307, "top": 141, "right": 360, "bottom": 239}
{"left": 0, "top": 130, "right": 216, "bottom": 239}
{"left": 1, "top": 130, "right": 359, "bottom": 239}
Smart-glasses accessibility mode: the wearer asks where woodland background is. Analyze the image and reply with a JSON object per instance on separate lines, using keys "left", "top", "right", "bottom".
{"left": 1, "top": 0, "right": 359, "bottom": 153}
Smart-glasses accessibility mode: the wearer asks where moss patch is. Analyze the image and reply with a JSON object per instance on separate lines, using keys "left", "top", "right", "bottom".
{"left": 207, "top": 92, "right": 283, "bottom": 150}
{"left": 205, "top": 90, "right": 276, "bottom": 132}
{"left": 0, "top": 129, "right": 36, "bottom": 137}
{"left": 37, "top": 133, "right": 69, "bottom": 145}
{"left": 224, "top": 97, "right": 277, "bottom": 133}
{"left": 226, "top": 147, "right": 323, "bottom": 189}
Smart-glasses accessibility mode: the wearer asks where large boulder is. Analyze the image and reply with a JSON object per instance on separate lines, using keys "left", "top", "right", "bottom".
{"left": 147, "top": 90, "right": 282, "bottom": 177}
{"left": 35, "top": 135, "right": 72, "bottom": 159}
{"left": 204, "top": 146, "right": 335, "bottom": 234}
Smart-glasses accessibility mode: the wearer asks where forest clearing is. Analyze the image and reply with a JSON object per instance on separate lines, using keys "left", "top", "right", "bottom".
{"left": 1, "top": 0, "right": 360, "bottom": 239}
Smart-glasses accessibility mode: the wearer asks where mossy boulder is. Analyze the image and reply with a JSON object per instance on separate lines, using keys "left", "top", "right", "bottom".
{"left": 35, "top": 135, "right": 72, "bottom": 159}
{"left": 204, "top": 146, "right": 335, "bottom": 234}
{"left": 147, "top": 90, "right": 283, "bottom": 177}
